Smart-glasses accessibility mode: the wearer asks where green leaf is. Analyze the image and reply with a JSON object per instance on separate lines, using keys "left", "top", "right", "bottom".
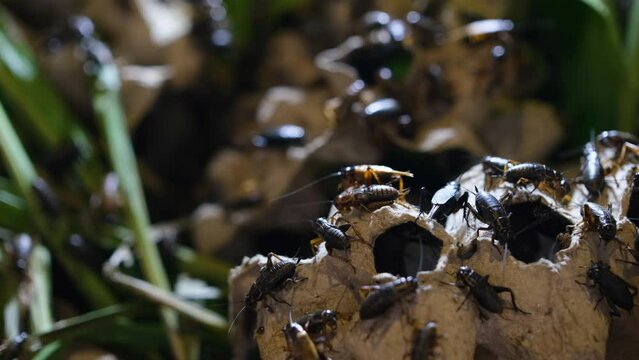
{"left": 535, "top": 0, "right": 633, "bottom": 143}
{"left": 581, "top": 0, "right": 639, "bottom": 131}
{"left": 624, "top": 0, "right": 639, "bottom": 132}
{"left": 579, "top": 0, "right": 615, "bottom": 21}
{"left": 29, "top": 245, "right": 54, "bottom": 332}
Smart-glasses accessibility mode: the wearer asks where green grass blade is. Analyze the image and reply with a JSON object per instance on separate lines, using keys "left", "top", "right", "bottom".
{"left": 34, "top": 303, "right": 136, "bottom": 346}
{"left": 106, "top": 269, "right": 227, "bottom": 330}
{"left": 0, "top": 99, "right": 40, "bottom": 219}
{"left": 3, "top": 296, "right": 20, "bottom": 337}
{"left": 0, "top": 7, "right": 103, "bottom": 189}
{"left": 28, "top": 245, "right": 62, "bottom": 360}
{"left": 579, "top": 0, "right": 618, "bottom": 28}
{"left": 31, "top": 343, "right": 62, "bottom": 360}
{"left": 0, "top": 99, "right": 116, "bottom": 308}
{"left": 0, "top": 177, "right": 28, "bottom": 231}
{"left": 0, "top": 8, "right": 70, "bottom": 148}
{"left": 28, "top": 304, "right": 137, "bottom": 359}
{"left": 92, "top": 63, "right": 190, "bottom": 360}
{"left": 29, "top": 245, "right": 54, "bottom": 332}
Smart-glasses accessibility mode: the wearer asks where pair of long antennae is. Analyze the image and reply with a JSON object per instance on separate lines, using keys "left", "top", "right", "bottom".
{"left": 272, "top": 165, "right": 419, "bottom": 204}
{"left": 227, "top": 305, "right": 247, "bottom": 335}
{"left": 281, "top": 200, "right": 335, "bottom": 209}
{"left": 271, "top": 172, "right": 342, "bottom": 203}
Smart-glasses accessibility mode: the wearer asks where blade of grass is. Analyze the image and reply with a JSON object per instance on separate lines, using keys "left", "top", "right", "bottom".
{"left": 0, "top": 102, "right": 38, "bottom": 209}
{"left": 3, "top": 296, "right": 20, "bottom": 337}
{"left": 25, "top": 304, "right": 139, "bottom": 359}
{"left": 0, "top": 177, "right": 28, "bottom": 231}
{"left": 35, "top": 319, "right": 178, "bottom": 357}
{"left": 31, "top": 343, "right": 61, "bottom": 360}
{"left": 92, "top": 63, "right": 190, "bottom": 360}
{"left": 0, "top": 7, "right": 71, "bottom": 148}
{"left": 0, "top": 7, "right": 103, "bottom": 189}
{"left": 30, "top": 303, "right": 137, "bottom": 348}
{"left": 29, "top": 245, "right": 53, "bottom": 332}
{"left": 0, "top": 244, "right": 20, "bottom": 339}
{"left": 28, "top": 245, "right": 62, "bottom": 360}
{"left": 0, "top": 99, "right": 116, "bottom": 308}
{"left": 105, "top": 269, "right": 227, "bottom": 330}
{"left": 579, "top": 0, "right": 617, "bottom": 29}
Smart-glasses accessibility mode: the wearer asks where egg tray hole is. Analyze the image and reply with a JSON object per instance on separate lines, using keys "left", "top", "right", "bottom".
{"left": 374, "top": 222, "right": 443, "bottom": 276}
{"left": 507, "top": 201, "right": 572, "bottom": 264}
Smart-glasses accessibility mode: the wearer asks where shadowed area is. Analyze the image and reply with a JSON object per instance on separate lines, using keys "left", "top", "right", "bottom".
{"left": 626, "top": 184, "right": 639, "bottom": 227}
{"left": 606, "top": 310, "right": 639, "bottom": 360}
{"left": 474, "top": 344, "right": 499, "bottom": 360}
{"left": 374, "top": 222, "right": 443, "bottom": 276}
{"left": 508, "top": 201, "right": 572, "bottom": 263}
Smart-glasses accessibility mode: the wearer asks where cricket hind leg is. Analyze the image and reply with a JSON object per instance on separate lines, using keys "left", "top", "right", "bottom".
{"left": 493, "top": 285, "right": 530, "bottom": 315}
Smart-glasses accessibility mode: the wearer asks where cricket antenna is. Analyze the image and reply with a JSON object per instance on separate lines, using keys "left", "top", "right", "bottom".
{"left": 228, "top": 306, "right": 246, "bottom": 335}
{"left": 271, "top": 172, "right": 342, "bottom": 203}
{"left": 282, "top": 200, "right": 335, "bottom": 208}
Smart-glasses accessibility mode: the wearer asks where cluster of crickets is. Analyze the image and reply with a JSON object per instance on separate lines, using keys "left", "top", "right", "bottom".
{"left": 237, "top": 130, "right": 639, "bottom": 360}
